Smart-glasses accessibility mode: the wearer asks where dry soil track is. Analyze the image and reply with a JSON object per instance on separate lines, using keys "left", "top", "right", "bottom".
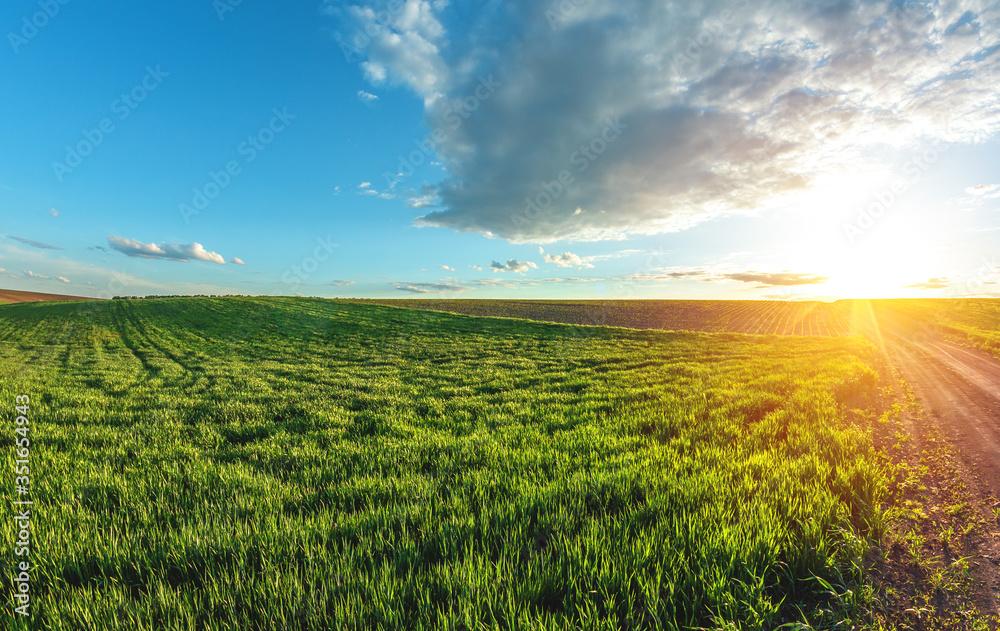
{"left": 879, "top": 326, "right": 1000, "bottom": 614}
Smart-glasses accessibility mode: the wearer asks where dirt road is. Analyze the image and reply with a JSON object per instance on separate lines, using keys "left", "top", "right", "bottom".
{"left": 879, "top": 324, "right": 1000, "bottom": 613}
{"left": 886, "top": 334, "right": 1000, "bottom": 490}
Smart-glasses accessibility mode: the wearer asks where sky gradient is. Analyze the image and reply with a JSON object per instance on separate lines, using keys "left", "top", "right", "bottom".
{"left": 3, "top": 0, "right": 1000, "bottom": 300}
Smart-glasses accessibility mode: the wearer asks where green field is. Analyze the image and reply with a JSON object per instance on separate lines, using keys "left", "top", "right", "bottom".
{"left": 1, "top": 297, "right": 891, "bottom": 629}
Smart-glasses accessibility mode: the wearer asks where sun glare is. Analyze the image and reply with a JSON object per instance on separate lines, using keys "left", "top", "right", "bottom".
{"left": 776, "top": 177, "right": 940, "bottom": 299}
{"left": 822, "top": 222, "right": 938, "bottom": 298}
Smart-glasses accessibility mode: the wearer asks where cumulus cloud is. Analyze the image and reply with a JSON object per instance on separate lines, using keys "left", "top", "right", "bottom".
{"left": 395, "top": 282, "right": 468, "bottom": 293}
{"left": 489, "top": 259, "right": 537, "bottom": 274}
{"left": 107, "top": 236, "right": 227, "bottom": 264}
{"left": 333, "top": 0, "right": 1000, "bottom": 243}
{"left": 543, "top": 251, "right": 596, "bottom": 269}
{"left": 330, "top": 0, "right": 449, "bottom": 99}
{"left": 8, "top": 236, "right": 63, "bottom": 250}
{"left": 23, "top": 270, "right": 49, "bottom": 279}
{"left": 231, "top": 257, "right": 246, "bottom": 265}
{"left": 56, "top": 276, "right": 70, "bottom": 284}
{"left": 440, "top": 265, "right": 455, "bottom": 271}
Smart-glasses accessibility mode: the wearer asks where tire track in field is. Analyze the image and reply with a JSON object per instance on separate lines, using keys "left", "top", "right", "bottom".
{"left": 110, "top": 301, "right": 194, "bottom": 383}
{"left": 125, "top": 302, "right": 219, "bottom": 391}
{"left": 110, "top": 301, "right": 164, "bottom": 377}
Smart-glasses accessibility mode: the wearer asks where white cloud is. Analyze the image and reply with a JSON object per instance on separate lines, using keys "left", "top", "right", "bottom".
{"left": 544, "top": 251, "right": 595, "bottom": 269}
{"left": 489, "top": 259, "right": 537, "bottom": 274}
{"left": 957, "top": 182, "right": 1000, "bottom": 208}
{"left": 107, "top": 236, "right": 227, "bottom": 264}
{"left": 539, "top": 246, "right": 637, "bottom": 268}
{"left": 333, "top": 1, "right": 1000, "bottom": 242}
{"left": 440, "top": 265, "right": 455, "bottom": 271}
{"left": 340, "top": 1, "right": 450, "bottom": 100}
{"left": 357, "top": 90, "right": 380, "bottom": 104}
{"left": 231, "top": 257, "right": 246, "bottom": 265}
{"left": 49, "top": 208, "right": 59, "bottom": 217}
{"left": 329, "top": 280, "right": 355, "bottom": 287}
{"left": 358, "top": 181, "right": 385, "bottom": 197}
{"left": 406, "top": 184, "right": 438, "bottom": 208}
{"left": 23, "top": 270, "right": 71, "bottom": 284}
{"left": 966, "top": 183, "right": 1000, "bottom": 197}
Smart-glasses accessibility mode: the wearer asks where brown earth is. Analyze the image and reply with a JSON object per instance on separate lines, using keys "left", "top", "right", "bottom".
{"left": 0, "top": 288, "right": 95, "bottom": 304}
{"left": 345, "top": 298, "right": 858, "bottom": 335}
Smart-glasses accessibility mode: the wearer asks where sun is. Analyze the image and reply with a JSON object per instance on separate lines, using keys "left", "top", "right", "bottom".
{"left": 775, "top": 176, "right": 941, "bottom": 299}
{"left": 818, "top": 215, "right": 943, "bottom": 297}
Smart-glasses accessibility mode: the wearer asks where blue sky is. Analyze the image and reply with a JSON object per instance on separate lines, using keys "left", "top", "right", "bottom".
{"left": 3, "top": 0, "right": 1000, "bottom": 300}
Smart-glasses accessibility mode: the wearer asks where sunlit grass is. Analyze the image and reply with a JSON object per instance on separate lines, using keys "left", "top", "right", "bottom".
{"left": 0, "top": 297, "right": 889, "bottom": 630}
